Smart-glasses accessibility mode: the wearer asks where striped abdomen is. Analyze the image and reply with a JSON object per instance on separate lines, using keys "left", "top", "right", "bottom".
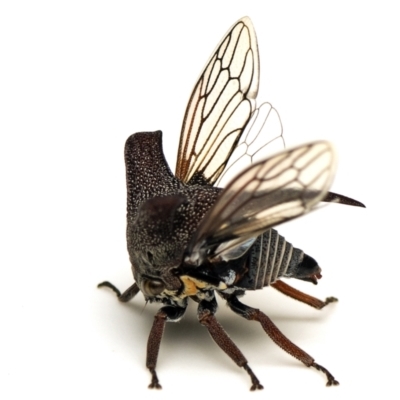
{"left": 237, "top": 229, "right": 305, "bottom": 291}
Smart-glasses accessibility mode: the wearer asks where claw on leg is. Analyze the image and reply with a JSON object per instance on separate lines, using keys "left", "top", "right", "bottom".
{"left": 148, "top": 368, "right": 162, "bottom": 389}
{"left": 312, "top": 362, "right": 339, "bottom": 386}
{"left": 324, "top": 297, "right": 338, "bottom": 306}
{"left": 243, "top": 364, "right": 264, "bottom": 391}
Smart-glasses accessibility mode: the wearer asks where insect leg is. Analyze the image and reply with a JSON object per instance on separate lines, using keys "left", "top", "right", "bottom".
{"left": 97, "top": 281, "right": 140, "bottom": 302}
{"left": 272, "top": 280, "right": 338, "bottom": 310}
{"left": 224, "top": 295, "right": 339, "bottom": 387}
{"left": 197, "top": 297, "right": 263, "bottom": 391}
{"left": 147, "top": 305, "right": 187, "bottom": 389}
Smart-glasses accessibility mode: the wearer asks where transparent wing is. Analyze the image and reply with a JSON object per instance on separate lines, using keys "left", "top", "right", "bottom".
{"left": 185, "top": 141, "right": 337, "bottom": 265}
{"left": 215, "top": 101, "right": 365, "bottom": 208}
{"left": 175, "top": 17, "right": 259, "bottom": 185}
{"left": 216, "top": 102, "right": 284, "bottom": 187}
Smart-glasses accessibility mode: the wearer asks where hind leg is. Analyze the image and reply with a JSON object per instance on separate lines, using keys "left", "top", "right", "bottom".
{"left": 272, "top": 280, "right": 337, "bottom": 310}
{"left": 223, "top": 294, "right": 339, "bottom": 386}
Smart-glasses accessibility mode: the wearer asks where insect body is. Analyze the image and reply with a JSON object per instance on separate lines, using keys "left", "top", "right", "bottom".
{"left": 99, "top": 17, "right": 364, "bottom": 390}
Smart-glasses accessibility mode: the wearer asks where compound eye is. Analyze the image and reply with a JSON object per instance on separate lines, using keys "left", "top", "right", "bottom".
{"left": 142, "top": 278, "right": 165, "bottom": 296}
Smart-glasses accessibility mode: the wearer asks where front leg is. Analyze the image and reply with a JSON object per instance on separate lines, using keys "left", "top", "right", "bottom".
{"left": 225, "top": 294, "right": 339, "bottom": 386}
{"left": 197, "top": 297, "right": 263, "bottom": 391}
{"left": 97, "top": 281, "right": 140, "bottom": 302}
{"left": 147, "top": 305, "right": 187, "bottom": 389}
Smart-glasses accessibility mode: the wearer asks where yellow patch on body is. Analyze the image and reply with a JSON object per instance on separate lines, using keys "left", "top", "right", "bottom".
{"left": 179, "top": 275, "right": 227, "bottom": 297}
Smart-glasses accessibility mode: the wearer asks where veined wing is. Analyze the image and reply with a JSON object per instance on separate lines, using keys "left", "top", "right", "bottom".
{"left": 215, "top": 102, "right": 364, "bottom": 207}
{"left": 176, "top": 17, "right": 259, "bottom": 185}
{"left": 185, "top": 141, "right": 336, "bottom": 265}
{"left": 216, "top": 102, "right": 284, "bottom": 187}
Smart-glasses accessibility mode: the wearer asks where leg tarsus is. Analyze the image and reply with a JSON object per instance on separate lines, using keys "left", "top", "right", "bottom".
{"left": 97, "top": 281, "right": 140, "bottom": 302}
{"left": 148, "top": 368, "right": 162, "bottom": 389}
{"left": 324, "top": 296, "right": 338, "bottom": 306}
{"left": 97, "top": 281, "right": 121, "bottom": 297}
{"left": 243, "top": 364, "right": 264, "bottom": 391}
{"left": 312, "top": 362, "right": 339, "bottom": 386}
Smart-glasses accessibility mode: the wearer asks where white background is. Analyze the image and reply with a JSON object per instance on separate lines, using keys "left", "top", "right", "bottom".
{"left": 1, "top": 1, "right": 398, "bottom": 399}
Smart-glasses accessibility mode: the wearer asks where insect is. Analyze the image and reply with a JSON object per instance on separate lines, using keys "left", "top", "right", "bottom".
{"left": 98, "top": 16, "right": 364, "bottom": 390}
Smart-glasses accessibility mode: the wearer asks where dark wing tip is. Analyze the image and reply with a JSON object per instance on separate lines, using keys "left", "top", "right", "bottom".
{"left": 324, "top": 191, "right": 366, "bottom": 208}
